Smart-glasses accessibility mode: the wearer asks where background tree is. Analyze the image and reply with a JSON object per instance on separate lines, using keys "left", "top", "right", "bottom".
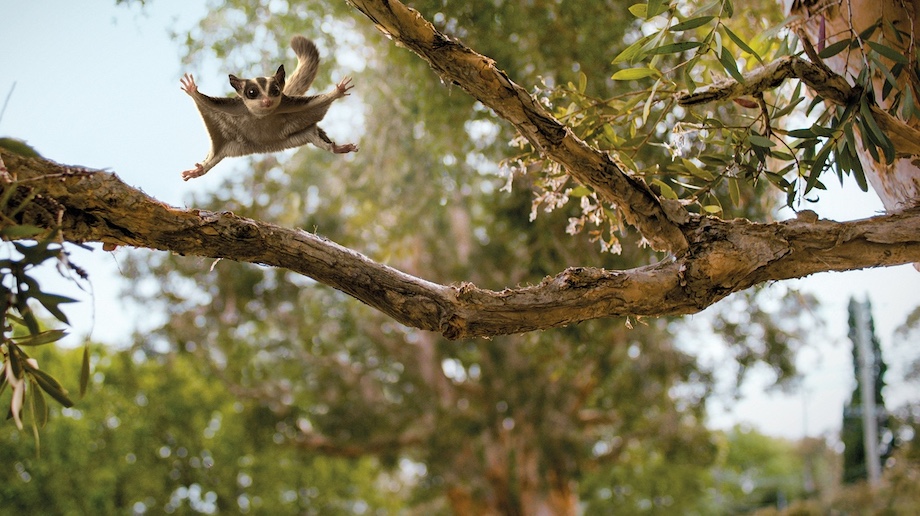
{"left": 0, "top": 345, "right": 402, "bottom": 514}
{"left": 841, "top": 298, "right": 892, "bottom": 484}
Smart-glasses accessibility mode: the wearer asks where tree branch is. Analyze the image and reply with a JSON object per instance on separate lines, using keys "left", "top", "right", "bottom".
{"left": 4, "top": 152, "right": 920, "bottom": 340}
{"left": 676, "top": 55, "right": 920, "bottom": 157}
{"left": 676, "top": 55, "right": 857, "bottom": 107}
{"left": 347, "top": 0, "right": 690, "bottom": 253}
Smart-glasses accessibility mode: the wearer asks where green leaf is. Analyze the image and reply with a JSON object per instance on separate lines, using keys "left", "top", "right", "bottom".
{"left": 729, "top": 178, "right": 742, "bottom": 206}
{"left": 719, "top": 46, "right": 745, "bottom": 83}
{"left": 0, "top": 225, "right": 45, "bottom": 239}
{"left": 670, "top": 16, "right": 714, "bottom": 32}
{"left": 611, "top": 67, "right": 660, "bottom": 80}
{"left": 858, "top": 21, "right": 879, "bottom": 41}
{"left": 690, "top": 0, "right": 720, "bottom": 17}
{"left": 647, "top": 0, "right": 669, "bottom": 18}
{"left": 787, "top": 128, "right": 815, "bottom": 139}
{"left": 648, "top": 41, "right": 704, "bottom": 55}
{"left": 612, "top": 34, "right": 654, "bottom": 64}
{"left": 569, "top": 186, "right": 592, "bottom": 197}
{"left": 642, "top": 78, "right": 662, "bottom": 123}
{"left": 771, "top": 150, "right": 795, "bottom": 161}
{"left": 850, "top": 148, "right": 868, "bottom": 192}
{"left": 29, "top": 377, "right": 48, "bottom": 429}
{"left": 818, "top": 38, "right": 853, "bottom": 59}
{"left": 628, "top": 3, "right": 647, "bottom": 18}
{"left": 80, "top": 345, "right": 90, "bottom": 397}
{"left": 578, "top": 71, "right": 587, "bottom": 93}
{"left": 27, "top": 367, "right": 74, "bottom": 408}
{"left": 772, "top": 95, "right": 804, "bottom": 118}
{"left": 901, "top": 87, "right": 917, "bottom": 121}
{"left": 12, "top": 329, "right": 68, "bottom": 347}
{"left": 866, "top": 40, "right": 909, "bottom": 64}
{"left": 722, "top": 0, "right": 734, "bottom": 17}
{"left": 859, "top": 98, "right": 895, "bottom": 162}
{"left": 748, "top": 133, "right": 776, "bottom": 148}
{"left": 808, "top": 124, "right": 835, "bottom": 138}
{"left": 8, "top": 345, "right": 25, "bottom": 380}
{"left": 702, "top": 204, "right": 722, "bottom": 214}
{"left": 806, "top": 139, "right": 834, "bottom": 193}
{"left": 866, "top": 52, "right": 898, "bottom": 88}
{"left": 682, "top": 158, "right": 714, "bottom": 180}
{"left": 723, "top": 26, "right": 762, "bottom": 63}
{"left": 651, "top": 179, "right": 678, "bottom": 199}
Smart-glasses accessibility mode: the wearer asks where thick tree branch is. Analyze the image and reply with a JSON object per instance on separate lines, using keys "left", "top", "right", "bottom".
{"left": 4, "top": 152, "right": 920, "bottom": 340}
{"left": 348, "top": 0, "right": 690, "bottom": 254}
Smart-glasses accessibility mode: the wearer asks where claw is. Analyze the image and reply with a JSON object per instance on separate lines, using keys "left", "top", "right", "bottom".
{"left": 180, "top": 73, "right": 198, "bottom": 95}
{"left": 181, "top": 163, "right": 206, "bottom": 181}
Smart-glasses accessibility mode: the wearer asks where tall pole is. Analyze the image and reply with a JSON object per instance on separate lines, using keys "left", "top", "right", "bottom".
{"left": 855, "top": 298, "right": 881, "bottom": 486}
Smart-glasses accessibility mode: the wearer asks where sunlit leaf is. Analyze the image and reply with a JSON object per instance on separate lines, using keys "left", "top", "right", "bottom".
{"left": 723, "top": 26, "right": 762, "bottom": 63}
{"left": 611, "top": 67, "right": 660, "bottom": 80}
{"left": 628, "top": 3, "right": 646, "bottom": 17}
{"left": 669, "top": 16, "right": 714, "bottom": 32}
{"left": 682, "top": 158, "right": 714, "bottom": 180}
{"left": 648, "top": 41, "right": 704, "bottom": 55}
{"left": 702, "top": 204, "right": 722, "bottom": 214}
{"left": 646, "top": 0, "right": 668, "bottom": 18}
{"left": 612, "top": 34, "right": 654, "bottom": 64}
{"left": 729, "top": 178, "right": 741, "bottom": 206}
{"left": 651, "top": 179, "right": 678, "bottom": 199}
{"left": 569, "top": 186, "right": 592, "bottom": 197}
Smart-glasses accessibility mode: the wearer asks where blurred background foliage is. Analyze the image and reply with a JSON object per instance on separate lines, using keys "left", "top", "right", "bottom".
{"left": 2, "top": 0, "right": 918, "bottom": 513}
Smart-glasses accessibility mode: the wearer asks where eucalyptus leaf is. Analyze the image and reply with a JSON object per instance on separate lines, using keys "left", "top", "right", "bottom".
{"left": 28, "top": 367, "right": 74, "bottom": 408}
{"left": 669, "top": 16, "right": 714, "bottom": 32}
{"left": 12, "top": 329, "right": 68, "bottom": 347}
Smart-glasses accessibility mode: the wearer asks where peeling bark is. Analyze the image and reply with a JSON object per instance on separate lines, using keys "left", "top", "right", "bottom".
{"left": 4, "top": 151, "right": 920, "bottom": 340}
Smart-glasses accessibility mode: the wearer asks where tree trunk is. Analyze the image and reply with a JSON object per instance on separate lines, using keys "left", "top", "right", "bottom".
{"left": 789, "top": 0, "right": 920, "bottom": 210}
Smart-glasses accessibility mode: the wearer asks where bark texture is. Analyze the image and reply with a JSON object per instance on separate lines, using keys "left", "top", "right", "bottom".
{"left": 3, "top": 150, "right": 920, "bottom": 341}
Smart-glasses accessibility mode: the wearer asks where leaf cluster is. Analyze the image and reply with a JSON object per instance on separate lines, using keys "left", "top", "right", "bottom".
{"left": 0, "top": 189, "right": 89, "bottom": 452}
{"left": 519, "top": 0, "right": 918, "bottom": 251}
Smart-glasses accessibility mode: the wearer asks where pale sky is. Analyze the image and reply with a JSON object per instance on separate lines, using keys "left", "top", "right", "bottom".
{"left": 2, "top": 0, "right": 919, "bottom": 441}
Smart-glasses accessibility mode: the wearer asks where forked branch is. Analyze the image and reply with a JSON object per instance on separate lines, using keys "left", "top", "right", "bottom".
{"left": 4, "top": 152, "right": 920, "bottom": 340}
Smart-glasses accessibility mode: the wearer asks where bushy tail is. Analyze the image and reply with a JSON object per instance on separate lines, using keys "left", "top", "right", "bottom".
{"left": 284, "top": 36, "right": 319, "bottom": 96}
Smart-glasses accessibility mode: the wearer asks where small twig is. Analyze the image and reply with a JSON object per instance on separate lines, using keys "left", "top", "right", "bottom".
{"left": 0, "top": 82, "right": 15, "bottom": 127}
{"left": 755, "top": 92, "right": 772, "bottom": 137}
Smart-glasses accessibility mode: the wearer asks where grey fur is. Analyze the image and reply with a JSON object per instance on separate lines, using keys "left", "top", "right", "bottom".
{"left": 180, "top": 36, "right": 356, "bottom": 181}
{"left": 285, "top": 36, "right": 320, "bottom": 96}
